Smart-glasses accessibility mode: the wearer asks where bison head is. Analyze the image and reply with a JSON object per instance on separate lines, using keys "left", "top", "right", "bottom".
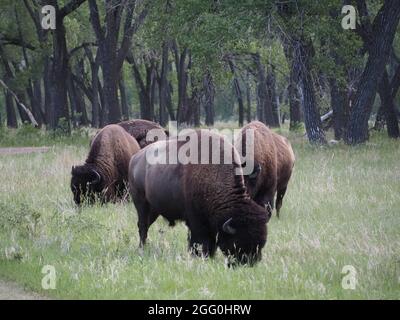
{"left": 218, "top": 204, "right": 268, "bottom": 266}
{"left": 71, "top": 165, "right": 102, "bottom": 205}
{"left": 242, "top": 161, "right": 261, "bottom": 198}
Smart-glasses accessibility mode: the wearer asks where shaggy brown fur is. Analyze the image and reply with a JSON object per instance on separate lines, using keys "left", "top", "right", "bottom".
{"left": 129, "top": 130, "right": 269, "bottom": 266}
{"left": 235, "top": 121, "right": 295, "bottom": 218}
{"left": 71, "top": 124, "right": 140, "bottom": 205}
{"left": 118, "top": 119, "right": 169, "bottom": 148}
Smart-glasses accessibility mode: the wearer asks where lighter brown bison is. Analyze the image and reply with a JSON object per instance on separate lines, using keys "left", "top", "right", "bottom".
{"left": 235, "top": 121, "right": 295, "bottom": 218}
{"left": 71, "top": 124, "right": 140, "bottom": 205}
{"left": 118, "top": 119, "right": 169, "bottom": 148}
{"left": 129, "top": 129, "right": 269, "bottom": 266}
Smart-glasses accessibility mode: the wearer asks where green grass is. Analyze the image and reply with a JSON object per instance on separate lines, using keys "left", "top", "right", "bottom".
{"left": 0, "top": 126, "right": 399, "bottom": 299}
{"left": 0, "top": 124, "right": 94, "bottom": 147}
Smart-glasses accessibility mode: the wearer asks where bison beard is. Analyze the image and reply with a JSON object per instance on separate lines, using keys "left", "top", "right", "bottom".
{"left": 129, "top": 130, "right": 269, "bottom": 266}
{"left": 235, "top": 121, "right": 295, "bottom": 218}
{"left": 71, "top": 124, "right": 140, "bottom": 205}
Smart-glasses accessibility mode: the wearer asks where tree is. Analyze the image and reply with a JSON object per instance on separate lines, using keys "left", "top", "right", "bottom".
{"left": 89, "top": 0, "right": 149, "bottom": 124}
{"left": 345, "top": 0, "right": 400, "bottom": 144}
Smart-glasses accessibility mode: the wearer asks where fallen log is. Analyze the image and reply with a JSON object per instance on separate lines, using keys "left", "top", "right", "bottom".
{"left": 0, "top": 79, "right": 38, "bottom": 127}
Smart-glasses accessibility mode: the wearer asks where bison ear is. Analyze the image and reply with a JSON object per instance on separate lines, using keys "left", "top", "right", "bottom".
{"left": 222, "top": 218, "right": 236, "bottom": 235}
{"left": 249, "top": 163, "right": 261, "bottom": 179}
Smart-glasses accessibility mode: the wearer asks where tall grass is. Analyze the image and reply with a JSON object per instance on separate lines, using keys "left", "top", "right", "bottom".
{"left": 0, "top": 127, "right": 399, "bottom": 299}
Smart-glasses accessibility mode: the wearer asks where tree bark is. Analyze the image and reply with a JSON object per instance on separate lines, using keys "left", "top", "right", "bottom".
{"left": 345, "top": 0, "right": 400, "bottom": 144}
{"left": 293, "top": 39, "right": 326, "bottom": 144}
{"left": 267, "top": 66, "right": 280, "bottom": 127}
{"left": 173, "top": 44, "right": 189, "bottom": 125}
{"left": 158, "top": 42, "right": 170, "bottom": 126}
{"left": 203, "top": 71, "right": 215, "bottom": 126}
{"left": 329, "top": 78, "right": 347, "bottom": 140}
{"left": 378, "top": 70, "right": 400, "bottom": 138}
{"left": 228, "top": 60, "right": 244, "bottom": 127}
{"left": 4, "top": 89, "right": 17, "bottom": 128}
{"left": 245, "top": 72, "right": 252, "bottom": 123}
{"left": 89, "top": 0, "right": 148, "bottom": 124}
{"left": 252, "top": 53, "right": 274, "bottom": 126}
{"left": 119, "top": 76, "right": 129, "bottom": 121}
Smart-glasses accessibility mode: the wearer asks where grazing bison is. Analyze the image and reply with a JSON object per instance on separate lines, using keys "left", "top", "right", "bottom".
{"left": 118, "top": 119, "right": 169, "bottom": 148}
{"left": 129, "top": 129, "right": 269, "bottom": 266}
{"left": 235, "top": 121, "right": 295, "bottom": 218}
{"left": 71, "top": 124, "right": 140, "bottom": 205}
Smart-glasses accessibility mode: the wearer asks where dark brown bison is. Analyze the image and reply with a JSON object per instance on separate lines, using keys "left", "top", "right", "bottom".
{"left": 235, "top": 121, "right": 295, "bottom": 218}
{"left": 71, "top": 124, "right": 140, "bottom": 205}
{"left": 129, "top": 129, "right": 269, "bottom": 266}
{"left": 118, "top": 119, "right": 169, "bottom": 148}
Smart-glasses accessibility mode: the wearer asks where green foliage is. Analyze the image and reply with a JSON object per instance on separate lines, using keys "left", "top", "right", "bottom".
{"left": 0, "top": 125, "right": 92, "bottom": 147}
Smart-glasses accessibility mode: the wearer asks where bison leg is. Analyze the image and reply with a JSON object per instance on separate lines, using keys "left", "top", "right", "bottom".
{"left": 135, "top": 200, "right": 158, "bottom": 248}
{"left": 275, "top": 186, "right": 287, "bottom": 218}
{"left": 188, "top": 231, "right": 216, "bottom": 258}
{"left": 186, "top": 218, "right": 216, "bottom": 258}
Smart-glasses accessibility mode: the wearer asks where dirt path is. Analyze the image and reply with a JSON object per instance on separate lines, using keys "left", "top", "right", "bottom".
{"left": 0, "top": 279, "right": 49, "bottom": 300}
{"left": 0, "top": 147, "right": 50, "bottom": 155}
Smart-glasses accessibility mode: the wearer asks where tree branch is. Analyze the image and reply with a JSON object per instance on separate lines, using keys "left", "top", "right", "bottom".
{"left": 0, "top": 35, "right": 36, "bottom": 50}
{"left": 0, "top": 78, "right": 38, "bottom": 127}
{"left": 59, "top": 0, "right": 87, "bottom": 18}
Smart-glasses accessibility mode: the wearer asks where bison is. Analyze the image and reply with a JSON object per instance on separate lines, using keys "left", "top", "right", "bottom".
{"left": 118, "top": 119, "right": 169, "bottom": 148}
{"left": 71, "top": 124, "right": 140, "bottom": 205}
{"left": 129, "top": 129, "right": 269, "bottom": 266}
{"left": 235, "top": 121, "right": 295, "bottom": 218}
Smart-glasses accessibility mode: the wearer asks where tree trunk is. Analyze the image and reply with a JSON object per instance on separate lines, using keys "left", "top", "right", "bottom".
{"left": 267, "top": 66, "right": 280, "bottom": 127}
{"left": 43, "top": 58, "right": 54, "bottom": 128}
{"left": 67, "top": 71, "right": 78, "bottom": 128}
{"left": 252, "top": 53, "right": 274, "bottom": 126}
{"left": 27, "top": 80, "right": 44, "bottom": 127}
{"left": 293, "top": 39, "right": 326, "bottom": 144}
{"left": 88, "top": 0, "right": 147, "bottom": 125}
{"left": 102, "top": 59, "right": 120, "bottom": 123}
{"left": 50, "top": 7, "right": 71, "bottom": 132}
{"left": 288, "top": 81, "right": 302, "bottom": 130}
{"left": 245, "top": 72, "right": 252, "bottom": 123}
{"left": 329, "top": 78, "right": 347, "bottom": 140}
{"left": 378, "top": 70, "right": 400, "bottom": 138}
{"left": 158, "top": 42, "right": 170, "bottom": 126}
{"left": 228, "top": 60, "right": 244, "bottom": 126}
{"left": 173, "top": 43, "right": 189, "bottom": 125}
{"left": 203, "top": 71, "right": 215, "bottom": 126}
{"left": 4, "top": 90, "right": 17, "bottom": 128}
{"left": 345, "top": 0, "right": 400, "bottom": 144}
{"left": 130, "top": 56, "right": 154, "bottom": 120}
{"left": 283, "top": 40, "right": 302, "bottom": 130}
{"left": 119, "top": 76, "right": 129, "bottom": 121}
{"left": 85, "top": 47, "right": 100, "bottom": 127}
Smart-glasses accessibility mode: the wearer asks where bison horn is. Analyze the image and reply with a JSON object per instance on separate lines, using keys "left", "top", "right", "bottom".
{"left": 249, "top": 163, "right": 261, "bottom": 179}
{"left": 222, "top": 218, "right": 236, "bottom": 235}
{"left": 90, "top": 169, "right": 101, "bottom": 185}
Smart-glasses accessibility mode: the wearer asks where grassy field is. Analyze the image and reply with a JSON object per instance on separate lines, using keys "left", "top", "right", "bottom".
{"left": 0, "top": 126, "right": 399, "bottom": 299}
